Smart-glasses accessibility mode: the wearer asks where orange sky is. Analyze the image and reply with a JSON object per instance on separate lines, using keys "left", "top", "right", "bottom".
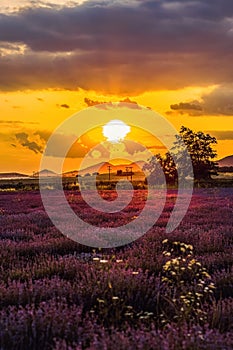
{"left": 1, "top": 86, "right": 233, "bottom": 174}
{"left": 0, "top": 1, "right": 232, "bottom": 174}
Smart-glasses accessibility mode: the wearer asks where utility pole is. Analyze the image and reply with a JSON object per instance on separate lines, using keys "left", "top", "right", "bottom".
{"left": 125, "top": 167, "right": 129, "bottom": 180}
{"left": 125, "top": 166, "right": 133, "bottom": 181}
{"left": 129, "top": 166, "right": 133, "bottom": 181}
{"left": 107, "top": 165, "right": 111, "bottom": 182}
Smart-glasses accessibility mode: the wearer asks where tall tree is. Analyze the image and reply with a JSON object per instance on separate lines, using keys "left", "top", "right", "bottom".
{"left": 143, "top": 126, "right": 218, "bottom": 184}
{"left": 143, "top": 152, "right": 177, "bottom": 185}
{"left": 173, "top": 126, "right": 218, "bottom": 180}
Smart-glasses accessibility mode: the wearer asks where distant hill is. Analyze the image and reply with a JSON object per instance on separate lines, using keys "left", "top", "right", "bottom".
{"left": 218, "top": 155, "right": 233, "bottom": 167}
{"left": 34, "top": 169, "right": 58, "bottom": 177}
{"left": 77, "top": 161, "right": 146, "bottom": 176}
{"left": 62, "top": 170, "right": 79, "bottom": 177}
{"left": 0, "top": 172, "right": 29, "bottom": 179}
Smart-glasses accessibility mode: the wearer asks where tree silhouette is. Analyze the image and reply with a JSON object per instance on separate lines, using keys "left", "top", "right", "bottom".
{"left": 143, "top": 152, "right": 177, "bottom": 185}
{"left": 173, "top": 126, "right": 218, "bottom": 180}
{"left": 143, "top": 126, "right": 218, "bottom": 184}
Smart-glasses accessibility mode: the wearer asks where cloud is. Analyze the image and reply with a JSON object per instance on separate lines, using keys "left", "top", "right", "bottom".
{"left": 14, "top": 127, "right": 155, "bottom": 159}
{"left": 44, "top": 133, "right": 89, "bottom": 158}
{"left": 84, "top": 98, "right": 107, "bottom": 107}
{"left": 58, "top": 103, "right": 70, "bottom": 108}
{"left": 170, "top": 102, "right": 202, "bottom": 111}
{"left": 15, "top": 132, "right": 43, "bottom": 153}
{"left": 84, "top": 97, "right": 142, "bottom": 109}
{"left": 201, "top": 86, "right": 233, "bottom": 116}
{"left": 40, "top": 132, "right": 109, "bottom": 159}
{"left": 14, "top": 129, "right": 100, "bottom": 158}
{"left": 0, "top": 1, "right": 232, "bottom": 93}
{"left": 123, "top": 140, "right": 146, "bottom": 155}
{"left": 14, "top": 129, "right": 49, "bottom": 155}
{"left": 14, "top": 130, "right": 88, "bottom": 157}
{"left": 119, "top": 98, "right": 146, "bottom": 109}
{"left": 206, "top": 130, "right": 233, "bottom": 140}
{"left": 0, "top": 120, "right": 24, "bottom": 124}
{"left": 0, "top": 120, "right": 38, "bottom": 125}
{"left": 169, "top": 85, "right": 233, "bottom": 116}
{"left": 33, "top": 130, "right": 51, "bottom": 141}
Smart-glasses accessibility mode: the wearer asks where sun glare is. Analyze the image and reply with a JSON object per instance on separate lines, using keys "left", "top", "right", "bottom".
{"left": 103, "top": 120, "right": 131, "bottom": 143}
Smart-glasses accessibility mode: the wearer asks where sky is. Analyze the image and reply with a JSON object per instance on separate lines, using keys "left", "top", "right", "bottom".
{"left": 0, "top": 0, "right": 233, "bottom": 174}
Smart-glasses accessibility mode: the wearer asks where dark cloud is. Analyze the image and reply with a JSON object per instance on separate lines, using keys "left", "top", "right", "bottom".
{"left": 206, "top": 130, "right": 233, "bottom": 140}
{"left": 14, "top": 130, "right": 88, "bottom": 157}
{"left": 123, "top": 140, "right": 146, "bottom": 155}
{"left": 0, "top": 1, "right": 232, "bottom": 93}
{"left": 59, "top": 103, "right": 70, "bottom": 108}
{"left": 73, "top": 143, "right": 110, "bottom": 159}
{"left": 45, "top": 133, "right": 90, "bottom": 158}
{"left": 41, "top": 132, "right": 106, "bottom": 159}
{"left": 84, "top": 98, "right": 107, "bottom": 107}
{"left": 1, "top": 1, "right": 233, "bottom": 52}
{"left": 0, "top": 120, "right": 38, "bottom": 125}
{"left": 0, "top": 120, "right": 24, "bottom": 124}
{"left": 34, "top": 130, "right": 51, "bottom": 141}
{"left": 119, "top": 98, "right": 142, "bottom": 109}
{"left": 169, "top": 85, "right": 233, "bottom": 116}
{"left": 170, "top": 102, "right": 202, "bottom": 111}
{"left": 201, "top": 86, "right": 233, "bottom": 116}
{"left": 37, "top": 97, "right": 44, "bottom": 101}
{"left": 84, "top": 97, "right": 141, "bottom": 109}
{"left": 15, "top": 129, "right": 99, "bottom": 158}
{"left": 15, "top": 132, "right": 43, "bottom": 153}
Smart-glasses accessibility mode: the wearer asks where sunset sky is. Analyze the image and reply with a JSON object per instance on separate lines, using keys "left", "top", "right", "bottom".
{"left": 0, "top": 0, "right": 233, "bottom": 174}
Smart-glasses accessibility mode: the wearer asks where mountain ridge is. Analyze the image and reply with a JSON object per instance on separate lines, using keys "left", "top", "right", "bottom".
{"left": 71, "top": 161, "right": 146, "bottom": 176}
{"left": 0, "top": 172, "right": 29, "bottom": 179}
{"left": 218, "top": 155, "right": 233, "bottom": 167}
{"left": 1, "top": 156, "right": 232, "bottom": 179}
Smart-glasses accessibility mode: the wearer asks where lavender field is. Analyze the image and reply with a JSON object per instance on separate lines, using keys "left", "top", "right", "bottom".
{"left": 0, "top": 188, "right": 233, "bottom": 350}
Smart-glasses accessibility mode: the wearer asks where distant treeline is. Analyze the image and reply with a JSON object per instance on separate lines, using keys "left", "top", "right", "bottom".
{"left": 218, "top": 166, "right": 233, "bottom": 173}
{"left": 0, "top": 177, "right": 233, "bottom": 191}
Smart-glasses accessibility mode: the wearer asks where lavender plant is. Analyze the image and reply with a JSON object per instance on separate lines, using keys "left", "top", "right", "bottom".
{"left": 160, "top": 240, "right": 216, "bottom": 325}
{"left": 0, "top": 188, "right": 232, "bottom": 349}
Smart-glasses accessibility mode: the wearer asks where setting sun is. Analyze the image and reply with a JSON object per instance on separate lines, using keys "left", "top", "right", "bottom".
{"left": 102, "top": 120, "right": 131, "bottom": 143}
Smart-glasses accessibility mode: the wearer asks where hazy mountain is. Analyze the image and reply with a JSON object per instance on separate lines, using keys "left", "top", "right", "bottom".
{"left": 62, "top": 170, "right": 79, "bottom": 177}
{"left": 0, "top": 172, "right": 29, "bottom": 179}
{"left": 218, "top": 155, "right": 233, "bottom": 167}
{"left": 77, "top": 161, "right": 146, "bottom": 176}
{"left": 78, "top": 162, "right": 111, "bottom": 176}
{"left": 61, "top": 163, "right": 107, "bottom": 177}
{"left": 33, "top": 169, "right": 58, "bottom": 177}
